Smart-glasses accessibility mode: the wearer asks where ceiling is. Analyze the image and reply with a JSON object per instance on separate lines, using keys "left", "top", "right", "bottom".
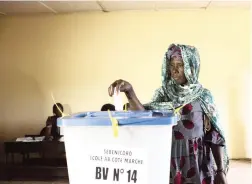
{"left": 0, "top": 1, "right": 251, "bottom": 15}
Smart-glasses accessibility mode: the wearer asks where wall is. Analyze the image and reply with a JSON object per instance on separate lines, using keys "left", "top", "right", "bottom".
{"left": 248, "top": 7, "right": 252, "bottom": 159}
{"left": 0, "top": 9, "right": 250, "bottom": 158}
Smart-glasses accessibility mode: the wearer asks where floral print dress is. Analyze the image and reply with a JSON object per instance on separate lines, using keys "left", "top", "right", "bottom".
{"left": 169, "top": 100, "right": 225, "bottom": 184}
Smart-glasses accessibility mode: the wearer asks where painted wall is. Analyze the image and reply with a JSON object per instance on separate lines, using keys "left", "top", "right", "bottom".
{"left": 0, "top": 9, "right": 250, "bottom": 158}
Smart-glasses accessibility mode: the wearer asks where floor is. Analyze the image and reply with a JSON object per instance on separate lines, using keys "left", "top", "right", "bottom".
{"left": 226, "top": 160, "right": 251, "bottom": 183}
{"left": 0, "top": 160, "right": 250, "bottom": 184}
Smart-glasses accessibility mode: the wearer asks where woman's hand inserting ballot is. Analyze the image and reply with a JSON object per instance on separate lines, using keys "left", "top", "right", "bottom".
{"left": 108, "top": 79, "right": 133, "bottom": 96}
{"left": 108, "top": 79, "right": 145, "bottom": 111}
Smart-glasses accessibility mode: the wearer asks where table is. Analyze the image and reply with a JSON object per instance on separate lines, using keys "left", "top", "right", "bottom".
{"left": 4, "top": 140, "right": 65, "bottom": 164}
{"left": 4, "top": 140, "right": 68, "bottom": 180}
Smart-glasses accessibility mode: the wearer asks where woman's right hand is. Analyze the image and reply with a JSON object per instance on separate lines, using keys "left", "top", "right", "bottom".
{"left": 108, "top": 79, "right": 133, "bottom": 97}
{"left": 108, "top": 79, "right": 145, "bottom": 111}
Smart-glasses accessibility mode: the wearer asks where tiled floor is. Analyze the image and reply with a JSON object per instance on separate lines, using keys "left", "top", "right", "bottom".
{"left": 0, "top": 160, "right": 251, "bottom": 184}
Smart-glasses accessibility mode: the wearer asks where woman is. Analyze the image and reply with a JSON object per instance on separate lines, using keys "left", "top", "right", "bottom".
{"left": 108, "top": 44, "right": 229, "bottom": 184}
{"left": 123, "top": 103, "right": 130, "bottom": 111}
{"left": 101, "top": 103, "right": 116, "bottom": 111}
{"left": 40, "top": 103, "right": 63, "bottom": 140}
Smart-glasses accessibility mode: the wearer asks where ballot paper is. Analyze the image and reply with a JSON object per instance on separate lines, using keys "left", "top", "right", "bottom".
{"left": 16, "top": 136, "right": 45, "bottom": 142}
{"left": 113, "top": 88, "right": 123, "bottom": 111}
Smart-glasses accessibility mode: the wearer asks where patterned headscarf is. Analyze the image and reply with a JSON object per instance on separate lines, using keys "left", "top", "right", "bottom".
{"left": 168, "top": 44, "right": 182, "bottom": 60}
{"left": 144, "top": 43, "right": 229, "bottom": 172}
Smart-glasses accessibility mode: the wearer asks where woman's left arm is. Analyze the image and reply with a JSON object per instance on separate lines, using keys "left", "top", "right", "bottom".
{"left": 211, "top": 144, "right": 224, "bottom": 171}
{"left": 211, "top": 144, "right": 228, "bottom": 184}
{"left": 204, "top": 116, "right": 225, "bottom": 171}
{"left": 204, "top": 116, "right": 227, "bottom": 184}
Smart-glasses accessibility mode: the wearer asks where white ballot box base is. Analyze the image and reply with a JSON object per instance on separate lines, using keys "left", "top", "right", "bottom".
{"left": 58, "top": 111, "right": 177, "bottom": 184}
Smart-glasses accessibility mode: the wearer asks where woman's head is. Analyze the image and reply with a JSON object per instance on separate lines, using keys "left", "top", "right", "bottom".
{"left": 123, "top": 103, "right": 130, "bottom": 110}
{"left": 163, "top": 44, "right": 201, "bottom": 86}
{"left": 53, "top": 103, "right": 64, "bottom": 117}
{"left": 167, "top": 45, "right": 187, "bottom": 85}
{"left": 101, "top": 103, "right": 115, "bottom": 111}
